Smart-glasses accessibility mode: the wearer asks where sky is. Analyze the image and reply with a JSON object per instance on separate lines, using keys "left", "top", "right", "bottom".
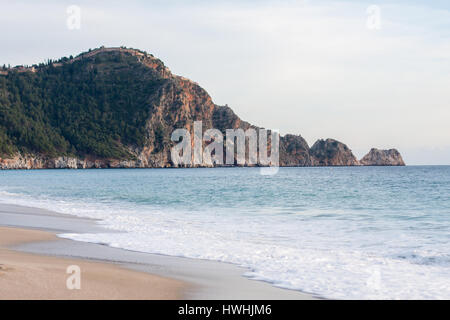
{"left": 1, "top": 0, "right": 449, "bottom": 164}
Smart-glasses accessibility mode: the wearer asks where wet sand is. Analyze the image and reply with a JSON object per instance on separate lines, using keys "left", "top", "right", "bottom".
{"left": 0, "top": 226, "right": 185, "bottom": 299}
{"left": 0, "top": 203, "right": 316, "bottom": 300}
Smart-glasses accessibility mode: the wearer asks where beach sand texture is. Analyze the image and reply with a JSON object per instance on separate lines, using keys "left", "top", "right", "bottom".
{"left": 0, "top": 227, "right": 185, "bottom": 300}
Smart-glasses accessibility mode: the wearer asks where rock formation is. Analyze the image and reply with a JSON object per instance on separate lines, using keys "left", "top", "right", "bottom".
{"left": 279, "top": 134, "right": 314, "bottom": 166}
{"left": 310, "top": 139, "right": 360, "bottom": 166}
{"left": 360, "top": 148, "right": 405, "bottom": 166}
{"left": 0, "top": 47, "right": 405, "bottom": 169}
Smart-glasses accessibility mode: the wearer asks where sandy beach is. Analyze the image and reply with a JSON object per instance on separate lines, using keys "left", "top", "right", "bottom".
{"left": 0, "top": 203, "right": 316, "bottom": 300}
{"left": 0, "top": 226, "right": 185, "bottom": 299}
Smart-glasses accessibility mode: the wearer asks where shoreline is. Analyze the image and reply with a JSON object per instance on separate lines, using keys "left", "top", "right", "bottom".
{"left": 0, "top": 164, "right": 408, "bottom": 171}
{"left": 0, "top": 202, "right": 317, "bottom": 300}
{"left": 0, "top": 226, "right": 185, "bottom": 299}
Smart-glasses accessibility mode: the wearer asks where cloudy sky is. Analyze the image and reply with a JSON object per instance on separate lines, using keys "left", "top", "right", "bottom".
{"left": 1, "top": 0, "right": 449, "bottom": 164}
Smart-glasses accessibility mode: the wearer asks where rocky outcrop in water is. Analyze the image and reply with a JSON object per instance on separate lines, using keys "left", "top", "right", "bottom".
{"left": 309, "top": 139, "right": 360, "bottom": 166}
{"left": 279, "top": 134, "right": 314, "bottom": 166}
{"left": 360, "top": 148, "right": 405, "bottom": 166}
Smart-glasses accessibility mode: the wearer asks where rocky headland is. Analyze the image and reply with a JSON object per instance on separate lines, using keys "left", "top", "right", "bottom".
{"left": 0, "top": 47, "right": 405, "bottom": 169}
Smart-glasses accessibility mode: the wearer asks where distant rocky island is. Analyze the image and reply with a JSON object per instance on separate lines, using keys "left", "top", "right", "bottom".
{"left": 0, "top": 46, "right": 404, "bottom": 169}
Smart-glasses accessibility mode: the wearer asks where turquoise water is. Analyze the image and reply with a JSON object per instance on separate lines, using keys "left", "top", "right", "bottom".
{"left": 0, "top": 166, "right": 449, "bottom": 299}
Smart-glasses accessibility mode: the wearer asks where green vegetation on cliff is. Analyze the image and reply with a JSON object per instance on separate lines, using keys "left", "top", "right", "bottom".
{"left": 0, "top": 50, "right": 165, "bottom": 158}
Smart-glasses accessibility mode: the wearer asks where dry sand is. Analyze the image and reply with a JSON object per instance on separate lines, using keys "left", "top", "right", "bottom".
{"left": 0, "top": 226, "right": 186, "bottom": 300}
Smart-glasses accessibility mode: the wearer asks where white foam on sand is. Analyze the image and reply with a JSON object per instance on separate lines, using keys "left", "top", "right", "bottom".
{"left": 1, "top": 190, "right": 449, "bottom": 299}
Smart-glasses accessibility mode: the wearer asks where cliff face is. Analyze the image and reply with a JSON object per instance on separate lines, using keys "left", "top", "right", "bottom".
{"left": 280, "top": 134, "right": 314, "bottom": 166}
{"left": 360, "top": 148, "right": 405, "bottom": 166}
{"left": 0, "top": 47, "right": 404, "bottom": 169}
{"left": 0, "top": 154, "right": 138, "bottom": 169}
{"left": 310, "top": 139, "right": 360, "bottom": 166}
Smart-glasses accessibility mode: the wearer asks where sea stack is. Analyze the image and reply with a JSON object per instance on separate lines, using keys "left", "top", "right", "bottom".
{"left": 360, "top": 148, "right": 405, "bottom": 166}
{"left": 309, "top": 138, "right": 360, "bottom": 166}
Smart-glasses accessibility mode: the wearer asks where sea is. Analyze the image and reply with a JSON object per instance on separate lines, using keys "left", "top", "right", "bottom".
{"left": 0, "top": 166, "right": 449, "bottom": 299}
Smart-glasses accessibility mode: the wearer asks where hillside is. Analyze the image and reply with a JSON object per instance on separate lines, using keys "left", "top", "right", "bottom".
{"left": 0, "top": 47, "right": 404, "bottom": 168}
